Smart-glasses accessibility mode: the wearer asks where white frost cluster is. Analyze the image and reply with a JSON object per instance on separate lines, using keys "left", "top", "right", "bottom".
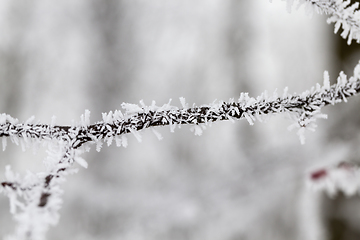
{"left": 307, "top": 162, "right": 360, "bottom": 197}
{"left": 0, "top": 132, "right": 82, "bottom": 239}
{"left": 282, "top": 0, "right": 360, "bottom": 44}
{"left": 2, "top": 164, "right": 63, "bottom": 240}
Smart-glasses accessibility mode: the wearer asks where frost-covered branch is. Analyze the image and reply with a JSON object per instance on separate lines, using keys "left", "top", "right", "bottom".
{"left": 0, "top": 65, "right": 359, "bottom": 154}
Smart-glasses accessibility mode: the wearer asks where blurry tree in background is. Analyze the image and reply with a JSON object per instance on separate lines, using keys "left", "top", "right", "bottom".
{"left": 323, "top": 1, "right": 360, "bottom": 239}
{"left": 0, "top": 1, "right": 360, "bottom": 240}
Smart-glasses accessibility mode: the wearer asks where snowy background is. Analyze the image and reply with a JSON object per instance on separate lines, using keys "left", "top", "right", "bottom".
{"left": 0, "top": 0, "right": 360, "bottom": 239}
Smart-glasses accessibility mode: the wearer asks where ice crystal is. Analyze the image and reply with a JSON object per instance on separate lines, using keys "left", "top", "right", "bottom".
{"left": 151, "top": 128, "right": 163, "bottom": 140}
{"left": 2, "top": 137, "right": 7, "bottom": 151}
{"left": 121, "top": 135, "right": 128, "bottom": 148}
{"left": 190, "top": 124, "right": 206, "bottom": 136}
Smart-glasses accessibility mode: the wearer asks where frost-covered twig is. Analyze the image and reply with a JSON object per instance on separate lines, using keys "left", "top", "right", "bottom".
{"left": 0, "top": 65, "right": 359, "bottom": 152}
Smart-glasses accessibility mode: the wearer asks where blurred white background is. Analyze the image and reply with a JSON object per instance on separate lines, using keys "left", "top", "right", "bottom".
{"left": 0, "top": 1, "right": 360, "bottom": 239}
